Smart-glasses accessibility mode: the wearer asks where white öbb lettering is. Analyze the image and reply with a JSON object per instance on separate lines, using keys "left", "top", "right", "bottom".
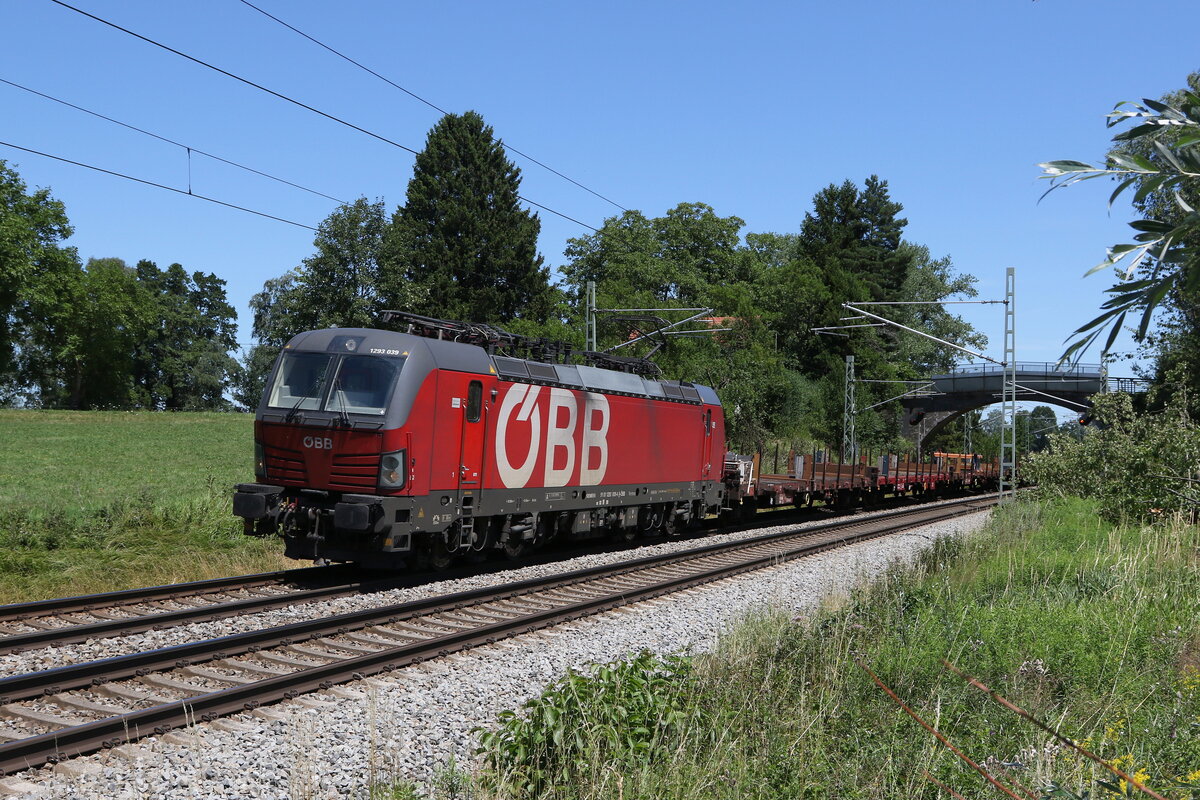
{"left": 494, "top": 384, "right": 609, "bottom": 489}
{"left": 303, "top": 436, "right": 334, "bottom": 450}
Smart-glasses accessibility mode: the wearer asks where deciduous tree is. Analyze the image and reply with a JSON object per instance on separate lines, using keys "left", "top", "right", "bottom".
{"left": 0, "top": 160, "right": 78, "bottom": 389}
{"left": 238, "top": 198, "right": 388, "bottom": 406}
{"left": 132, "top": 260, "right": 239, "bottom": 410}
{"left": 560, "top": 203, "right": 816, "bottom": 453}
{"left": 1040, "top": 77, "right": 1200, "bottom": 363}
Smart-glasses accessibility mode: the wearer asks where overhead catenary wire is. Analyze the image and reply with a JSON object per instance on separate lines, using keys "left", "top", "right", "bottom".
{"left": 48, "top": 0, "right": 600, "bottom": 232}
{"left": 235, "top": 0, "right": 628, "bottom": 213}
{"left": 0, "top": 140, "right": 318, "bottom": 231}
{"left": 0, "top": 77, "right": 347, "bottom": 204}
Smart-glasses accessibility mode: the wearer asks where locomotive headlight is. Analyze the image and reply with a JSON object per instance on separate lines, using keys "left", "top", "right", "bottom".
{"left": 378, "top": 450, "right": 406, "bottom": 489}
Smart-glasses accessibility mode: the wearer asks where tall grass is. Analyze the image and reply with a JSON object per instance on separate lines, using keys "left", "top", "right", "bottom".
{"left": 0, "top": 410, "right": 290, "bottom": 603}
{"left": 473, "top": 498, "right": 1200, "bottom": 799}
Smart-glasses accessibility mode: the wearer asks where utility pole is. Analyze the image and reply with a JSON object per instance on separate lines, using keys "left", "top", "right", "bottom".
{"left": 842, "top": 355, "right": 856, "bottom": 461}
{"left": 838, "top": 270, "right": 1017, "bottom": 502}
{"left": 1000, "top": 267, "right": 1017, "bottom": 503}
{"left": 585, "top": 281, "right": 597, "bottom": 352}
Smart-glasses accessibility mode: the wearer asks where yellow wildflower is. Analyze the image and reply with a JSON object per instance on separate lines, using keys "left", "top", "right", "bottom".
{"left": 1118, "top": 766, "right": 1151, "bottom": 795}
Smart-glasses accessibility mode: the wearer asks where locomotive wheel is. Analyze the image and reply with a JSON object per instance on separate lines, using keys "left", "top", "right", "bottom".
{"left": 417, "top": 535, "right": 455, "bottom": 571}
{"left": 612, "top": 525, "right": 638, "bottom": 544}
{"left": 663, "top": 511, "right": 680, "bottom": 537}
{"left": 502, "top": 537, "right": 528, "bottom": 559}
{"left": 464, "top": 518, "right": 501, "bottom": 564}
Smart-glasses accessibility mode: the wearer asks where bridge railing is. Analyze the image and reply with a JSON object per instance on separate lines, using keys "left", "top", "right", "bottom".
{"left": 931, "top": 362, "right": 1150, "bottom": 395}
{"left": 945, "top": 362, "right": 1105, "bottom": 377}
{"left": 1107, "top": 377, "right": 1151, "bottom": 393}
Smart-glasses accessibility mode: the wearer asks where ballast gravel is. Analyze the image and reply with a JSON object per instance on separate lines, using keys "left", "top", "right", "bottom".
{"left": 1, "top": 506, "right": 990, "bottom": 800}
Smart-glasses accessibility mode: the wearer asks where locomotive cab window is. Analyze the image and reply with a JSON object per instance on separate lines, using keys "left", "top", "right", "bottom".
{"left": 268, "top": 352, "right": 333, "bottom": 411}
{"left": 466, "top": 381, "right": 483, "bottom": 422}
{"left": 328, "top": 355, "right": 404, "bottom": 415}
{"left": 267, "top": 352, "right": 404, "bottom": 415}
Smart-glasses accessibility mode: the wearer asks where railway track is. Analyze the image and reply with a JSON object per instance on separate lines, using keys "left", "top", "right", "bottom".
{"left": 0, "top": 495, "right": 995, "bottom": 776}
{"left": 0, "top": 491, "right": 957, "bottom": 655}
{"left": 0, "top": 564, "right": 392, "bottom": 655}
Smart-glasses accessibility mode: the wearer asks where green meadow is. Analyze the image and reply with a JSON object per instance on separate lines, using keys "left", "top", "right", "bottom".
{"left": 0, "top": 410, "right": 291, "bottom": 603}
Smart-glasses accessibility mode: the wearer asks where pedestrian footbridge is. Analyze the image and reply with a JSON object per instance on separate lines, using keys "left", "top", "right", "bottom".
{"left": 900, "top": 362, "right": 1149, "bottom": 441}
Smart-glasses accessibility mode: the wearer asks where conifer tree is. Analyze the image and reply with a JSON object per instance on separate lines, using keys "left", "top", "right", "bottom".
{"left": 799, "top": 175, "right": 912, "bottom": 302}
{"left": 381, "top": 111, "right": 552, "bottom": 324}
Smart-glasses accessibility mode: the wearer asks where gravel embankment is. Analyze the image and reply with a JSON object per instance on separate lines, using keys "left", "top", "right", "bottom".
{"left": 0, "top": 506, "right": 990, "bottom": 800}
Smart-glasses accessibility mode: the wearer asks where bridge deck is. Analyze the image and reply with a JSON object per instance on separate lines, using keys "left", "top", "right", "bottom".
{"left": 902, "top": 362, "right": 1145, "bottom": 414}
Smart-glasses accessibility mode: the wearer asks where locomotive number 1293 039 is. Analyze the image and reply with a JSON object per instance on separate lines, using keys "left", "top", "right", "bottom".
{"left": 369, "top": 348, "right": 401, "bottom": 355}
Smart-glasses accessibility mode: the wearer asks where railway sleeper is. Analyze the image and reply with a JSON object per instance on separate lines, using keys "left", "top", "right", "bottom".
{"left": 0, "top": 704, "right": 89, "bottom": 730}
{"left": 0, "top": 724, "right": 27, "bottom": 743}
{"left": 48, "top": 694, "right": 126, "bottom": 715}
{"left": 219, "top": 658, "right": 290, "bottom": 677}
{"left": 137, "top": 674, "right": 211, "bottom": 694}
{"left": 94, "top": 682, "right": 172, "bottom": 705}
{"left": 254, "top": 650, "right": 326, "bottom": 669}
{"left": 311, "top": 638, "right": 383, "bottom": 656}
{"left": 180, "top": 665, "right": 258, "bottom": 685}
{"left": 283, "top": 643, "right": 345, "bottom": 661}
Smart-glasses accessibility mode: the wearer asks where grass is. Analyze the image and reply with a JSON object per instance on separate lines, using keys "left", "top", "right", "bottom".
{"left": 0, "top": 410, "right": 292, "bottom": 603}
{"left": 0, "top": 409, "right": 253, "bottom": 512}
{"left": 468, "top": 498, "right": 1200, "bottom": 800}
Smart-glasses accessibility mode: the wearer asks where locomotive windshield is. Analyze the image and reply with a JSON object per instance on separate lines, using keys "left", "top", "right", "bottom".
{"left": 267, "top": 352, "right": 404, "bottom": 416}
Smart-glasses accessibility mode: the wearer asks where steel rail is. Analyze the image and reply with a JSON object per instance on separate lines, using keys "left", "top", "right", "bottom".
{"left": 0, "top": 564, "right": 350, "bottom": 623}
{"left": 0, "top": 574, "right": 411, "bottom": 654}
{"left": 0, "top": 496, "right": 994, "bottom": 776}
{"left": 0, "top": 490, "right": 974, "bottom": 653}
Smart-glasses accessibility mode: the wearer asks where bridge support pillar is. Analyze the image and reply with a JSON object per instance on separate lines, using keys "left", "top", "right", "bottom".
{"left": 901, "top": 410, "right": 960, "bottom": 452}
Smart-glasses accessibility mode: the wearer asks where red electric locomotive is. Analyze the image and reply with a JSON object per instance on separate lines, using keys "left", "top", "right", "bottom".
{"left": 233, "top": 312, "right": 726, "bottom": 569}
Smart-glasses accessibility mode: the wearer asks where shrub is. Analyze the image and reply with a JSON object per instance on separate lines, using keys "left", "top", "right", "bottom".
{"left": 1023, "top": 393, "right": 1200, "bottom": 521}
{"left": 475, "top": 650, "right": 700, "bottom": 795}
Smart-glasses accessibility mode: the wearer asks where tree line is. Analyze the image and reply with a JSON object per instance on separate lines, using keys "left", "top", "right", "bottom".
{"left": 3, "top": 110, "right": 995, "bottom": 456}
{"left": 0, "top": 160, "right": 238, "bottom": 410}
{"left": 237, "top": 111, "right": 988, "bottom": 455}
{"left": 8, "top": 69, "right": 1195, "bottom": 456}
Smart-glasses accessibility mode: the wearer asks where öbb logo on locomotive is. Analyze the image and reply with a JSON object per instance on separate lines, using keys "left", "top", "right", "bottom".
{"left": 494, "top": 383, "right": 610, "bottom": 489}
{"left": 302, "top": 436, "right": 334, "bottom": 450}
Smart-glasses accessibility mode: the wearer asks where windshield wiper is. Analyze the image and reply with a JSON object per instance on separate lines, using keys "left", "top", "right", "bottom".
{"left": 330, "top": 377, "right": 351, "bottom": 429}
{"left": 285, "top": 371, "right": 326, "bottom": 424}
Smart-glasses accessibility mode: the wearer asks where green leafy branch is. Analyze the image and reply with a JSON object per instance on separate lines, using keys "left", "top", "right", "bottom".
{"left": 1039, "top": 91, "right": 1200, "bottom": 363}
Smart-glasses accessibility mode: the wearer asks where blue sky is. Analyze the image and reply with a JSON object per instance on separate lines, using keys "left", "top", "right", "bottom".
{"left": 3, "top": 0, "right": 1197, "bottom": 415}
